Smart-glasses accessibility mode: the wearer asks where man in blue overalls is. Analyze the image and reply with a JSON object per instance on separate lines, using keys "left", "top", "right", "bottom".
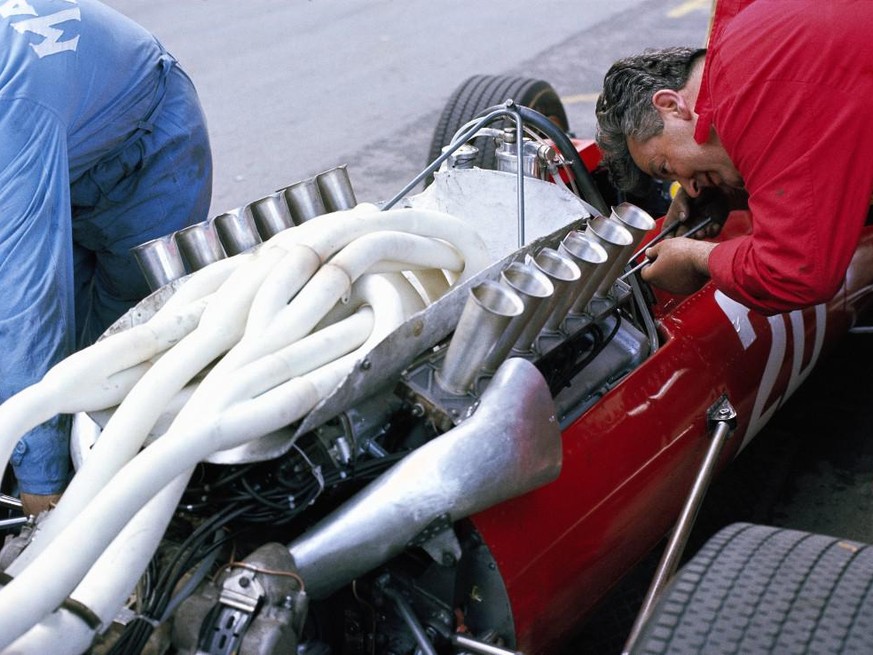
{"left": 1, "top": 0, "right": 213, "bottom": 515}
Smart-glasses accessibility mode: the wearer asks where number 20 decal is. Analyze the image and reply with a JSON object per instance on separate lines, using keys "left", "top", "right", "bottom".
{"left": 715, "top": 291, "right": 827, "bottom": 448}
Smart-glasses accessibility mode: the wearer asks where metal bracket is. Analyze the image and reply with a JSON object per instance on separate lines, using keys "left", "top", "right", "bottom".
{"left": 219, "top": 570, "right": 266, "bottom": 613}
{"left": 707, "top": 394, "right": 737, "bottom": 433}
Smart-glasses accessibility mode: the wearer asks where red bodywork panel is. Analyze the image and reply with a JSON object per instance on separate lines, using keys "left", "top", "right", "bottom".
{"left": 469, "top": 202, "right": 873, "bottom": 652}
{"left": 570, "top": 138, "right": 602, "bottom": 174}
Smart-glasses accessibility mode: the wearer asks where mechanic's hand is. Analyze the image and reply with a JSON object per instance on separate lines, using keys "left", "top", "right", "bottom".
{"left": 20, "top": 492, "right": 62, "bottom": 517}
{"left": 641, "top": 237, "right": 718, "bottom": 296}
{"left": 663, "top": 186, "right": 747, "bottom": 239}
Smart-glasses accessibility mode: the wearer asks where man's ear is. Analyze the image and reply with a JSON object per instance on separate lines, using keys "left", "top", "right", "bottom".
{"left": 652, "top": 89, "right": 693, "bottom": 120}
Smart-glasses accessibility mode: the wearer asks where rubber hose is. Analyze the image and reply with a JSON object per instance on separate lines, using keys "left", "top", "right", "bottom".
{"left": 476, "top": 103, "right": 609, "bottom": 215}
{"left": 517, "top": 105, "right": 609, "bottom": 215}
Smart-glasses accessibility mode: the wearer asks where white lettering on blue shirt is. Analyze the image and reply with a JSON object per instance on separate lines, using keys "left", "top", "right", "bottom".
{"left": 3, "top": 0, "right": 81, "bottom": 58}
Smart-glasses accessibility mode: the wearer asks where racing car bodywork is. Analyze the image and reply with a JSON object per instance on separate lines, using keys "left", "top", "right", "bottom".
{"left": 1, "top": 86, "right": 872, "bottom": 655}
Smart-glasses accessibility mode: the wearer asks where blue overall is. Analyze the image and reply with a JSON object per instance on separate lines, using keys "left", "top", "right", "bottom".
{"left": 0, "top": 0, "right": 213, "bottom": 494}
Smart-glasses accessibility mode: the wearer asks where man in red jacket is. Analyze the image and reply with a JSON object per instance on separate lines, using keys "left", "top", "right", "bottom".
{"left": 595, "top": 0, "right": 873, "bottom": 315}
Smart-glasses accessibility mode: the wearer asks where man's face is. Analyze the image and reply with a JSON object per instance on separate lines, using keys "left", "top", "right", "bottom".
{"left": 627, "top": 117, "right": 743, "bottom": 197}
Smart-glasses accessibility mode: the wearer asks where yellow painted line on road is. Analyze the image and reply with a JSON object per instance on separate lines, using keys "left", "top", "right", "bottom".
{"left": 668, "top": 0, "right": 710, "bottom": 18}
{"left": 561, "top": 92, "right": 599, "bottom": 105}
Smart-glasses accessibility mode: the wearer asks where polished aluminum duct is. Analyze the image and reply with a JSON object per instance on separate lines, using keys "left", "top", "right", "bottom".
{"left": 288, "top": 357, "right": 562, "bottom": 599}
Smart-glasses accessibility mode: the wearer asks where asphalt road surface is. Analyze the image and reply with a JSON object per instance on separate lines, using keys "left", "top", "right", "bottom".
{"left": 104, "top": 0, "right": 712, "bottom": 215}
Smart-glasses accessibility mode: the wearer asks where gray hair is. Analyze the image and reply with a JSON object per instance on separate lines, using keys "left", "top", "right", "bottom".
{"left": 595, "top": 47, "right": 706, "bottom": 194}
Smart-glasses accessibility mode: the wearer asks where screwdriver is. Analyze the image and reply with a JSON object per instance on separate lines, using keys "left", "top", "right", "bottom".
{"left": 619, "top": 216, "right": 714, "bottom": 282}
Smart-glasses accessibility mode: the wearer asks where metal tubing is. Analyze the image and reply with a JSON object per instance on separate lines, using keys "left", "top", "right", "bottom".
{"left": 611, "top": 203, "right": 656, "bottom": 252}
{"left": 608, "top": 203, "right": 655, "bottom": 288}
{"left": 586, "top": 215, "right": 634, "bottom": 297}
{"left": 623, "top": 398, "right": 737, "bottom": 654}
{"left": 437, "top": 281, "right": 525, "bottom": 394}
{"left": 619, "top": 256, "right": 653, "bottom": 282}
{"left": 451, "top": 634, "right": 524, "bottom": 655}
{"left": 0, "top": 517, "right": 27, "bottom": 530}
{"left": 619, "top": 216, "right": 715, "bottom": 282}
{"left": 174, "top": 220, "right": 226, "bottom": 272}
{"left": 281, "top": 178, "right": 327, "bottom": 223}
{"left": 513, "top": 248, "right": 581, "bottom": 351}
{"left": 316, "top": 165, "right": 357, "bottom": 212}
{"left": 0, "top": 493, "right": 22, "bottom": 509}
{"left": 513, "top": 110, "right": 526, "bottom": 248}
{"left": 382, "top": 106, "right": 510, "bottom": 211}
{"left": 482, "top": 262, "right": 554, "bottom": 373}
{"left": 132, "top": 234, "right": 188, "bottom": 291}
{"left": 212, "top": 209, "right": 262, "bottom": 255}
{"left": 383, "top": 587, "right": 438, "bottom": 655}
{"left": 628, "top": 221, "right": 681, "bottom": 264}
{"left": 247, "top": 191, "right": 295, "bottom": 239}
{"left": 517, "top": 105, "right": 608, "bottom": 215}
{"left": 556, "top": 230, "right": 609, "bottom": 319}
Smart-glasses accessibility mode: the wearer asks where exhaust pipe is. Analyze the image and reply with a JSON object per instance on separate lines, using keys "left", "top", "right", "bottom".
{"left": 288, "top": 357, "right": 562, "bottom": 599}
{"left": 436, "top": 280, "right": 524, "bottom": 395}
{"left": 174, "top": 219, "right": 227, "bottom": 272}
{"left": 213, "top": 208, "right": 262, "bottom": 255}
{"left": 247, "top": 191, "right": 295, "bottom": 239}
{"left": 132, "top": 233, "right": 188, "bottom": 291}
{"left": 316, "top": 165, "right": 357, "bottom": 212}
{"left": 281, "top": 178, "right": 327, "bottom": 223}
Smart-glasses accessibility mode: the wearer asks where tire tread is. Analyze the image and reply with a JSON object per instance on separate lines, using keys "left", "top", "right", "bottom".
{"left": 632, "top": 523, "right": 873, "bottom": 654}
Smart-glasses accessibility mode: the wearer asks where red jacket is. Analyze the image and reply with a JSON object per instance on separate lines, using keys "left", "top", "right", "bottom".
{"left": 697, "top": 0, "right": 873, "bottom": 314}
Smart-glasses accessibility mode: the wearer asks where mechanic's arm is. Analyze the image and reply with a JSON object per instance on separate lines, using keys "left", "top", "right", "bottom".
{"left": 640, "top": 237, "right": 717, "bottom": 295}
{"left": 707, "top": 79, "right": 873, "bottom": 315}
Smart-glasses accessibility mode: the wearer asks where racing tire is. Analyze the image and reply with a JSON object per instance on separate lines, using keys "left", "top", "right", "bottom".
{"left": 630, "top": 523, "right": 873, "bottom": 654}
{"left": 426, "top": 75, "right": 570, "bottom": 183}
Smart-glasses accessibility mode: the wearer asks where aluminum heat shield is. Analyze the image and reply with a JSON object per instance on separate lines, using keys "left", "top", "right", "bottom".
{"left": 412, "top": 167, "right": 595, "bottom": 261}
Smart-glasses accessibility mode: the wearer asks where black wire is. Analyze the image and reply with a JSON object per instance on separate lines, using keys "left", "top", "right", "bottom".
{"left": 106, "top": 442, "right": 407, "bottom": 654}
{"left": 240, "top": 477, "right": 293, "bottom": 511}
{"left": 106, "top": 503, "right": 252, "bottom": 655}
{"left": 185, "top": 461, "right": 259, "bottom": 495}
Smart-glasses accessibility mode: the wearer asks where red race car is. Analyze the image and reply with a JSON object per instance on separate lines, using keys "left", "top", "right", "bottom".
{"left": 1, "top": 75, "right": 871, "bottom": 655}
